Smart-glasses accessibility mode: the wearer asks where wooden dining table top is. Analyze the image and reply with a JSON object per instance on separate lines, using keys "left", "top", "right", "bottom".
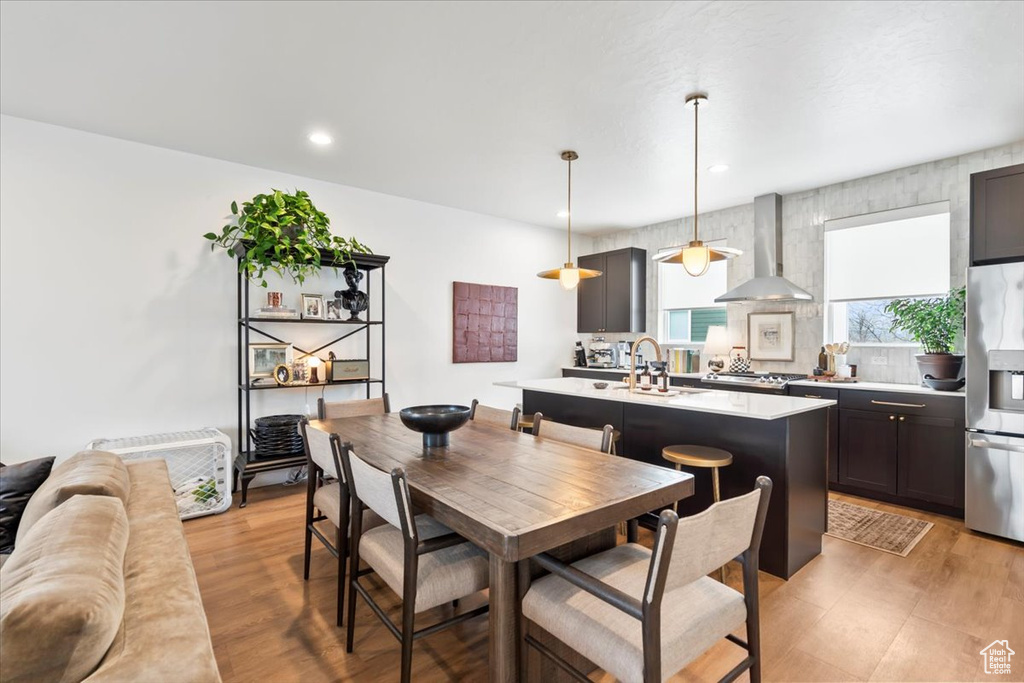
{"left": 309, "top": 414, "right": 694, "bottom": 562}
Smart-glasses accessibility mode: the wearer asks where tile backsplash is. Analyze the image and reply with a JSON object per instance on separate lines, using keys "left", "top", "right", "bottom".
{"left": 587, "top": 141, "right": 1023, "bottom": 384}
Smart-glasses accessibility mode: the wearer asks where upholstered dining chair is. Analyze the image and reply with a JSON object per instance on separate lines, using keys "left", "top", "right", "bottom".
{"left": 299, "top": 419, "right": 385, "bottom": 626}
{"left": 521, "top": 476, "right": 773, "bottom": 683}
{"left": 317, "top": 393, "right": 390, "bottom": 420}
{"left": 468, "top": 398, "right": 520, "bottom": 430}
{"left": 531, "top": 412, "right": 614, "bottom": 454}
{"left": 338, "top": 443, "right": 490, "bottom": 683}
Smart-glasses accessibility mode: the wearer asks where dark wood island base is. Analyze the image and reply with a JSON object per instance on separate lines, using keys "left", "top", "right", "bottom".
{"left": 523, "top": 390, "right": 828, "bottom": 579}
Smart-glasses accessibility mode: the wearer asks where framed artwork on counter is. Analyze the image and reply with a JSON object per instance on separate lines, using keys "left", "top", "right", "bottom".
{"left": 747, "top": 312, "right": 795, "bottom": 361}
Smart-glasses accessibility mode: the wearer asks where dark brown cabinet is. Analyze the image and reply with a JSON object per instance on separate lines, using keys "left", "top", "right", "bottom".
{"left": 576, "top": 248, "right": 646, "bottom": 333}
{"left": 834, "top": 390, "right": 965, "bottom": 516}
{"left": 838, "top": 409, "right": 898, "bottom": 494}
{"left": 971, "top": 163, "right": 1024, "bottom": 265}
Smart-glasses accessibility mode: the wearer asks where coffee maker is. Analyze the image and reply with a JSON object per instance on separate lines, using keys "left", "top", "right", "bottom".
{"left": 615, "top": 341, "right": 632, "bottom": 369}
{"left": 588, "top": 338, "right": 617, "bottom": 368}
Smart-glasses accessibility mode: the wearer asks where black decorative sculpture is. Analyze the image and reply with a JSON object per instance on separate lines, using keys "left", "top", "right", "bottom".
{"left": 337, "top": 266, "right": 369, "bottom": 321}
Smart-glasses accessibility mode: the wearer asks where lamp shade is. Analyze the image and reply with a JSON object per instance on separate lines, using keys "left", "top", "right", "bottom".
{"left": 703, "top": 325, "right": 731, "bottom": 357}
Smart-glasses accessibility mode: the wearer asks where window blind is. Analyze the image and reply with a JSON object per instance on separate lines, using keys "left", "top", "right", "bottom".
{"left": 824, "top": 202, "right": 950, "bottom": 302}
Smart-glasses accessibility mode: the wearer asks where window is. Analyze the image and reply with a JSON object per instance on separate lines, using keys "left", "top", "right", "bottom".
{"left": 824, "top": 202, "right": 950, "bottom": 345}
{"left": 658, "top": 241, "right": 729, "bottom": 344}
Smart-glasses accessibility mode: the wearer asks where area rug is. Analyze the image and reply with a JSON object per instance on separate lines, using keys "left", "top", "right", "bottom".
{"left": 826, "top": 500, "right": 933, "bottom": 557}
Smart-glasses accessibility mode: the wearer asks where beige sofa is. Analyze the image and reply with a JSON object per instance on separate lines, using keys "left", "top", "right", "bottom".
{"left": 0, "top": 452, "right": 221, "bottom": 683}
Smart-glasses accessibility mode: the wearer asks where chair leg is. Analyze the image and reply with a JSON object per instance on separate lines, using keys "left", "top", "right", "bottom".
{"left": 712, "top": 466, "right": 726, "bottom": 583}
{"left": 303, "top": 523, "right": 313, "bottom": 581}
{"left": 627, "top": 518, "right": 639, "bottom": 543}
{"left": 336, "top": 526, "right": 346, "bottom": 627}
{"left": 400, "top": 596, "right": 415, "bottom": 683}
{"left": 345, "top": 572, "right": 358, "bottom": 653}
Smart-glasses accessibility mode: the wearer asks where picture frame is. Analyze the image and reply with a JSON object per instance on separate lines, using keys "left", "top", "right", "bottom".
{"left": 301, "top": 293, "right": 325, "bottom": 320}
{"left": 249, "top": 343, "right": 294, "bottom": 378}
{"left": 747, "top": 312, "right": 796, "bottom": 361}
{"left": 272, "top": 363, "right": 292, "bottom": 385}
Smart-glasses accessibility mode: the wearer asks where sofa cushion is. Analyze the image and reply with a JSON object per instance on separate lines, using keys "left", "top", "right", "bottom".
{"left": 0, "top": 495, "right": 129, "bottom": 683}
{"left": 16, "top": 450, "right": 130, "bottom": 545}
{"left": 0, "top": 456, "right": 56, "bottom": 553}
{"left": 85, "top": 459, "right": 221, "bottom": 683}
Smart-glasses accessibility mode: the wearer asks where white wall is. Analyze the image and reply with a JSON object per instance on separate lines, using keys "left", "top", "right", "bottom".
{"left": 0, "top": 115, "right": 584, "bottom": 464}
{"left": 591, "top": 141, "right": 1024, "bottom": 383}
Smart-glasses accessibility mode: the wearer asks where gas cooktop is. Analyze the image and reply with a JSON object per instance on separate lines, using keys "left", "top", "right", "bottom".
{"left": 702, "top": 372, "right": 807, "bottom": 389}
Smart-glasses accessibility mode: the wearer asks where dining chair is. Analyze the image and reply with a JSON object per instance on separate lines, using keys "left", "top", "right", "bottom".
{"left": 531, "top": 412, "right": 614, "bottom": 454}
{"left": 338, "top": 442, "right": 490, "bottom": 683}
{"left": 317, "top": 393, "right": 391, "bottom": 420}
{"left": 521, "top": 476, "right": 773, "bottom": 683}
{"left": 469, "top": 398, "right": 520, "bottom": 430}
{"left": 299, "top": 419, "right": 385, "bottom": 626}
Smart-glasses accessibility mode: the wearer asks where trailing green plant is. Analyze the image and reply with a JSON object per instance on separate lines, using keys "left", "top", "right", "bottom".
{"left": 884, "top": 287, "right": 966, "bottom": 354}
{"left": 204, "top": 189, "right": 371, "bottom": 287}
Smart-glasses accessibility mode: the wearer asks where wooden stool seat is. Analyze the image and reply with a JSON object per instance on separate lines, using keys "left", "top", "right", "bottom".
{"left": 661, "top": 445, "right": 733, "bottom": 469}
{"left": 517, "top": 415, "right": 534, "bottom": 431}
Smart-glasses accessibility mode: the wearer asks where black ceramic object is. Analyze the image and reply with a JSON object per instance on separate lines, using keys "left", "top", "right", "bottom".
{"left": 593, "top": 382, "right": 608, "bottom": 389}
{"left": 337, "top": 266, "right": 369, "bottom": 321}
{"left": 399, "top": 405, "right": 472, "bottom": 448}
{"left": 922, "top": 374, "right": 966, "bottom": 392}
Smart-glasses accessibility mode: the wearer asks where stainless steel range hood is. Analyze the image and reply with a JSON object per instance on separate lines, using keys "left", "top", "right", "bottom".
{"left": 715, "top": 193, "right": 813, "bottom": 303}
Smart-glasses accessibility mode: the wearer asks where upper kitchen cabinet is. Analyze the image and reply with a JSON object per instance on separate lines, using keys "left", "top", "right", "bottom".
{"left": 971, "top": 163, "right": 1024, "bottom": 265}
{"left": 577, "top": 247, "right": 646, "bottom": 333}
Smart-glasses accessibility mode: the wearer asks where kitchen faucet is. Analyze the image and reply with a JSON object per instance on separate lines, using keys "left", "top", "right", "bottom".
{"left": 628, "top": 335, "right": 664, "bottom": 393}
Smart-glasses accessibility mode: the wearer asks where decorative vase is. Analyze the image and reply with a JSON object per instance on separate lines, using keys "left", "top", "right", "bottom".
{"left": 338, "top": 266, "right": 369, "bottom": 321}
{"left": 915, "top": 353, "right": 964, "bottom": 381}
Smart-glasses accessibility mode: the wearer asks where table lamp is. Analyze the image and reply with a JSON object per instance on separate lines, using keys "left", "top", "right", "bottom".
{"left": 308, "top": 356, "right": 322, "bottom": 384}
{"left": 703, "top": 326, "right": 731, "bottom": 374}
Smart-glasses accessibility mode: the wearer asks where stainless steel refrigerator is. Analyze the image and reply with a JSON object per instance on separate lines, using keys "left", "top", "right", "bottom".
{"left": 965, "top": 262, "right": 1024, "bottom": 542}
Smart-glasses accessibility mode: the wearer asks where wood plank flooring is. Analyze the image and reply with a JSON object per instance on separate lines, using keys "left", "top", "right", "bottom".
{"left": 184, "top": 486, "right": 1024, "bottom": 682}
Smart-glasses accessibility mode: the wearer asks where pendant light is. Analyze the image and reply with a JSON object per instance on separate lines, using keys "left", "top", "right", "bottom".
{"left": 537, "top": 151, "right": 602, "bottom": 290}
{"left": 653, "top": 93, "right": 741, "bottom": 276}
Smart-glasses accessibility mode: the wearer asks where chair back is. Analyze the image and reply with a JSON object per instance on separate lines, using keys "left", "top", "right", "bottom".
{"left": 664, "top": 477, "right": 772, "bottom": 590}
{"left": 301, "top": 420, "right": 342, "bottom": 479}
{"left": 337, "top": 444, "right": 411, "bottom": 535}
{"left": 318, "top": 394, "right": 391, "bottom": 420}
{"left": 469, "top": 399, "right": 518, "bottom": 431}
{"left": 532, "top": 413, "right": 613, "bottom": 453}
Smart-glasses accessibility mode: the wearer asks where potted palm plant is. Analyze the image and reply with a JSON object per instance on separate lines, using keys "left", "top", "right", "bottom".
{"left": 204, "top": 189, "right": 371, "bottom": 287}
{"left": 884, "top": 287, "right": 966, "bottom": 382}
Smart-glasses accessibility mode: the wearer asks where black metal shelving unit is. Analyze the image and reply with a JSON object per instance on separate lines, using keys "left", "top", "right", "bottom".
{"left": 234, "top": 249, "right": 390, "bottom": 506}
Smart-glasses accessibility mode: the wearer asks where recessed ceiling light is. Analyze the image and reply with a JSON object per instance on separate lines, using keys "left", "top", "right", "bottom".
{"left": 708, "top": 164, "right": 730, "bottom": 173}
{"left": 308, "top": 132, "right": 333, "bottom": 146}
{"left": 557, "top": 210, "right": 570, "bottom": 218}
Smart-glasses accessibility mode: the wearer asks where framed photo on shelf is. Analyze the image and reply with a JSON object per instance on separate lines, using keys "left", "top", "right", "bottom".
{"left": 747, "top": 312, "right": 795, "bottom": 361}
{"left": 301, "top": 293, "right": 325, "bottom": 320}
{"left": 272, "top": 363, "right": 292, "bottom": 385}
{"left": 249, "top": 343, "right": 294, "bottom": 378}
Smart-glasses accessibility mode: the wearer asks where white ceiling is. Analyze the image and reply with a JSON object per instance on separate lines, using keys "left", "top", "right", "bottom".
{"left": 2, "top": 1, "right": 1022, "bottom": 233}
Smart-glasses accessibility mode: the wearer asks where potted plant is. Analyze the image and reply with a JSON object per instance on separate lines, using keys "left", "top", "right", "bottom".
{"left": 204, "top": 189, "right": 371, "bottom": 287}
{"left": 884, "top": 287, "right": 966, "bottom": 381}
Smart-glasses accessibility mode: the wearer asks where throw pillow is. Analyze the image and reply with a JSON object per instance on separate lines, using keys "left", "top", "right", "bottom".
{"left": 0, "top": 494, "right": 129, "bottom": 683}
{"left": 15, "top": 450, "right": 130, "bottom": 546}
{"left": 0, "top": 456, "right": 56, "bottom": 553}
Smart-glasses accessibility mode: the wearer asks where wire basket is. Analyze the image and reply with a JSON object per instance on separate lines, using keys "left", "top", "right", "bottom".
{"left": 87, "top": 429, "right": 232, "bottom": 520}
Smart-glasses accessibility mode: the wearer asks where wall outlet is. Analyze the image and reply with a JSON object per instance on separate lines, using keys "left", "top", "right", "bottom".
{"left": 871, "top": 355, "right": 889, "bottom": 366}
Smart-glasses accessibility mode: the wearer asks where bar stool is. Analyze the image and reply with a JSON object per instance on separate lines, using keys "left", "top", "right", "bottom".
{"left": 661, "top": 444, "right": 734, "bottom": 582}
{"left": 515, "top": 403, "right": 534, "bottom": 433}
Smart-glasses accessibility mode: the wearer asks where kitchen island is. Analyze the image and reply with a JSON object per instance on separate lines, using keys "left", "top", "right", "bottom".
{"left": 500, "top": 377, "right": 835, "bottom": 579}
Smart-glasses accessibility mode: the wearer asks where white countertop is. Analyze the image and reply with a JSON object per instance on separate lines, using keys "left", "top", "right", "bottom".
{"left": 788, "top": 379, "right": 965, "bottom": 397}
{"left": 498, "top": 377, "right": 835, "bottom": 421}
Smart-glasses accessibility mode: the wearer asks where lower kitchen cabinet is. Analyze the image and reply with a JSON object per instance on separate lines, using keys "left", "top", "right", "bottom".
{"left": 838, "top": 409, "right": 898, "bottom": 494}
{"left": 834, "top": 391, "right": 965, "bottom": 516}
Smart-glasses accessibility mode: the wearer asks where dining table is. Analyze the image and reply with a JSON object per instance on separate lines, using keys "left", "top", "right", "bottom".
{"left": 309, "top": 413, "right": 694, "bottom": 682}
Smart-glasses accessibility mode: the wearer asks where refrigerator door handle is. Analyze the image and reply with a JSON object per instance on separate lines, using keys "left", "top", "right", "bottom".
{"left": 968, "top": 438, "right": 1024, "bottom": 453}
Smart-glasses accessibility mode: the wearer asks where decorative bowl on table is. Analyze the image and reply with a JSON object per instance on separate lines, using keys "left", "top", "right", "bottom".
{"left": 399, "top": 405, "right": 472, "bottom": 448}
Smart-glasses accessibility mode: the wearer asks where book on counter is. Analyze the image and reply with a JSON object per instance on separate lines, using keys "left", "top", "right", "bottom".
{"left": 669, "top": 348, "right": 701, "bottom": 373}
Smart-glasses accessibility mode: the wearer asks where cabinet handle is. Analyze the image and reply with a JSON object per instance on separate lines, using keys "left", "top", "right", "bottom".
{"left": 898, "top": 416, "right": 906, "bottom": 422}
{"left": 889, "top": 415, "right": 896, "bottom": 421}
{"left": 871, "top": 400, "right": 926, "bottom": 409}
{"left": 804, "top": 394, "right": 823, "bottom": 398}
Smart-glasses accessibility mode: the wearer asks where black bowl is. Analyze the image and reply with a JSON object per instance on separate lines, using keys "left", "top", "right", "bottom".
{"left": 922, "top": 375, "right": 966, "bottom": 392}
{"left": 399, "top": 405, "right": 472, "bottom": 448}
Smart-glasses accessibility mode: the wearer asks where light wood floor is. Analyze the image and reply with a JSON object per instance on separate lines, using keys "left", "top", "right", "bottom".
{"left": 185, "top": 486, "right": 1024, "bottom": 682}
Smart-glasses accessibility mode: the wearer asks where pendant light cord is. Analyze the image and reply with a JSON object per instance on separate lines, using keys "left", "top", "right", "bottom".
{"left": 566, "top": 156, "right": 572, "bottom": 263}
{"left": 693, "top": 98, "right": 699, "bottom": 243}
